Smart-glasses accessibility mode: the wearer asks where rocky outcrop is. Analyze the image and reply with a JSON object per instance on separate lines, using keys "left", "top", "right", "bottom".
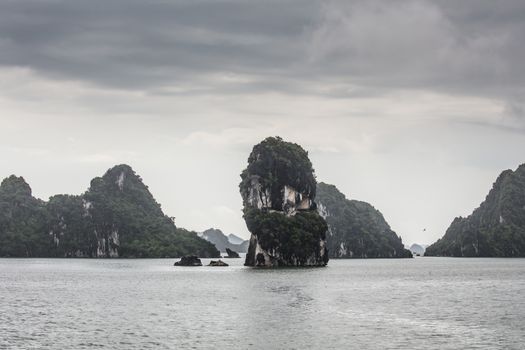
{"left": 208, "top": 260, "right": 229, "bottom": 266}
{"left": 225, "top": 248, "right": 240, "bottom": 258}
{"left": 240, "top": 137, "right": 328, "bottom": 267}
{"left": 174, "top": 256, "right": 202, "bottom": 266}
{"left": 316, "top": 182, "right": 412, "bottom": 259}
{"left": 426, "top": 163, "right": 525, "bottom": 257}
{"left": 0, "top": 165, "right": 220, "bottom": 258}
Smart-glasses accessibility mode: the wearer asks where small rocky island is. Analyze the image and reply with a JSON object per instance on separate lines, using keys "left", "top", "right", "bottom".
{"left": 240, "top": 137, "right": 329, "bottom": 267}
{"left": 174, "top": 256, "right": 203, "bottom": 266}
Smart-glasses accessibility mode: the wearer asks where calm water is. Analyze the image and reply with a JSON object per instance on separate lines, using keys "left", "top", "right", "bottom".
{"left": 1, "top": 258, "right": 524, "bottom": 349}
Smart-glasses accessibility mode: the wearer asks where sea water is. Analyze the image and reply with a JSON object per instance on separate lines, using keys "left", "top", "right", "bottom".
{"left": 1, "top": 257, "right": 524, "bottom": 349}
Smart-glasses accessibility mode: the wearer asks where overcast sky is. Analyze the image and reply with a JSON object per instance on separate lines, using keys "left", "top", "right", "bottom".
{"left": 1, "top": 0, "right": 525, "bottom": 245}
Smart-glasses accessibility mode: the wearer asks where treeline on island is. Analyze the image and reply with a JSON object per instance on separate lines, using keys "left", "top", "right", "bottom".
{"left": 0, "top": 165, "right": 219, "bottom": 258}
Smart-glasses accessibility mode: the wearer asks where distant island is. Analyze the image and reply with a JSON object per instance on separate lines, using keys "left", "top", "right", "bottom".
{"left": 426, "top": 163, "right": 525, "bottom": 257}
{"left": 0, "top": 165, "right": 219, "bottom": 258}
{"left": 199, "top": 228, "right": 249, "bottom": 253}
{"left": 316, "top": 182, "right": 412, "bottom": 258}
{"left": 409, "top": 244, "right": 426, "bottom": 256}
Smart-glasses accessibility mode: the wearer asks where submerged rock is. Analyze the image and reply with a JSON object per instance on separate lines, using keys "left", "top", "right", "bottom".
{"left": 174, "top": 256, "right": 202, "bottom": 266}
{"left": 225, "top": 248, "right": 240, "bottom": 258}
{"left": 208, "top": 260, "right": 229, "bottom": 266}
{"left": 240, "top": 137, "right": 328, "bottom": 267}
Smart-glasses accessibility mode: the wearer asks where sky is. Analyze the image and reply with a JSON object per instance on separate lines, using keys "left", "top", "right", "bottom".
{"left": 1, "top": 0, "right": 525, "bottom": 245}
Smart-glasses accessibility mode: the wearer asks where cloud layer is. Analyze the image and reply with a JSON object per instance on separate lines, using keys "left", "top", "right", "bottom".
{"left": 1, "top": 0, "right": 524, "bottom": 100}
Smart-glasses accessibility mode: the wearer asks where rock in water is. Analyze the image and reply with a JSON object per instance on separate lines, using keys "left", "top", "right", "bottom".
{"left": 426, "top": 163, "right": 525, "bottom": 257}
{"left": 240, "top": 137, "right": 329, "bottom": 267}
{"left": 225, "top": 248, "right": 240, "bottom": 258}
{"left": 174, "top": 256, "right": 202, "bottom": 266}
{"left": 208, "top": 260, "right": 229, "bottom": 266}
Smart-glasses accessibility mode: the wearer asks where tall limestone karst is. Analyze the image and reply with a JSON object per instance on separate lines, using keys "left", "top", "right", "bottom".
{"left": 0, "top": 164, "right": 220, "bottom": 258}
{"left": 426, "top": 163, "right": 525, "bottom": 257}
{"left": 316, "top": 182, "right": 412, "bottom": 258}
{"left": 240, "top": 137, "right": 329, "bottom": 267}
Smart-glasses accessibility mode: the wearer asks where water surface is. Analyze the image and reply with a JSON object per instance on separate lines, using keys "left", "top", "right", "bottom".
{"left": 1, "top": 258, "right": 524, "bottom": 349}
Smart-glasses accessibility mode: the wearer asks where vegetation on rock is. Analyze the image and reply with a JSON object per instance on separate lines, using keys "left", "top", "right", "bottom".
{"left": 0, "top": 176, "right": 49, "bottom": 257}
{"left": 0, "top": 165, "right": 220, "bottom": 258}
{"left": 244, "top": 208, "right": 328, "bottom": 265}
{"left": 240, "top": 136, "right": 317, "bottom": 211}
{"left": 426, "top": 164, "right": 525, "bottom": 257}
{"left": 316, "top": 182, "right": 412, "bottom": 258}
{"left": 240, "top": 137, "right": 328, "bottom": 267}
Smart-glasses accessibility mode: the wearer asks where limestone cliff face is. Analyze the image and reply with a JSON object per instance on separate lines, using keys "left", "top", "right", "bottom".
{"left": 240, "top": 137, "right": 328, "bottom": 267}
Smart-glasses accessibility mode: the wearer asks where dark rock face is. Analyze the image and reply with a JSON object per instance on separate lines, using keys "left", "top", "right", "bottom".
{"left": 240, "top": 137, "right": 328, "bottom": 267}
{"left": 225, "top": 248, "right": 240, "bottom": 258}
{"left": 316, "top": 182, "right": 412, "bottom": 259}
{"left": 426, "top": 164, "right": 525, "bottom": 257}
{"left": 208, "top": 260, "right": 229, "bottom": 266}
{"left": 0, "top": 165, "right": 220, "bottom": 258}
{"left": 174, "top": 256, "right": 202, "bottom": 266}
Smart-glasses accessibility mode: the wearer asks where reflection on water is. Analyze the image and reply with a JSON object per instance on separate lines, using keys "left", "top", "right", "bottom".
{"left": 1, "top": 258, "right": 524, "bottom": 349}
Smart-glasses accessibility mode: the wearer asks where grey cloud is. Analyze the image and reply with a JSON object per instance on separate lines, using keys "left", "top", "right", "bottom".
{"left": 0, "top": 0, "right": 524, "bottom": 101}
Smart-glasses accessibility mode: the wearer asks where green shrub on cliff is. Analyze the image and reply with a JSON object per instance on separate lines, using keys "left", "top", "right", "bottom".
{"left": 244, "top": 208, "right": 328, "bottom": 265}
